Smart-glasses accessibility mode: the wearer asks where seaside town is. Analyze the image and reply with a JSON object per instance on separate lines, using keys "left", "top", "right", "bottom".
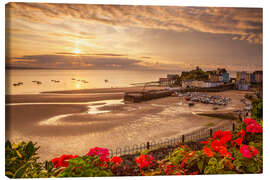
{"left": 158, "top": 67, "right": 262, "bottom": 90}
{"left": 124, "top": 67, "right": 262, "bottom": 105}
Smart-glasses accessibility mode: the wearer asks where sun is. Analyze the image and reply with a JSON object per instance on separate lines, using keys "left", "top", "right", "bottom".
{"left": 73, "top": 48, "right": 81, "bottom": 54}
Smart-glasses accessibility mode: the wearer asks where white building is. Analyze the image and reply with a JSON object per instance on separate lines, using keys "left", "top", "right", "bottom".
{"left": 191, "top": 80, "right": 205, "bottom": 88}
{"left": 204, "top": 81, "right": 217, "bottom": 88}
{"left": 182, "top": 80, "right": 192, "bottom": 88}
{"left": 182, "top": 80, "right": 224, "bottom": 89}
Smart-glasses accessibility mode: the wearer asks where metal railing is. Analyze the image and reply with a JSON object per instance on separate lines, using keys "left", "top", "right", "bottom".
{"left": 108, "top": 123, "right": 236, "bottom": 158}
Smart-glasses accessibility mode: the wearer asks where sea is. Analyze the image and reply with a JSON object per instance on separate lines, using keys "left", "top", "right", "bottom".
{"left": 5, "top": 69, "right": 175, "bottom": 95}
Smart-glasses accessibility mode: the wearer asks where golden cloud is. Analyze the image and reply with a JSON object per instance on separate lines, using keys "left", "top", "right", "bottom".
{"left": 6, "top": 3, "right": 262, "bottom": 44}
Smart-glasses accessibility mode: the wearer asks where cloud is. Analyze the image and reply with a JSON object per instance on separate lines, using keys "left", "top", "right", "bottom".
{"left": 6, "top": 53, "right": 261, "bottom": 72}
{"left": 6, "top": 3, "right": 262, "bottom": 44}
{"left": 54, "top": 52, "right": 127, "bottom": 57}
{"left": 92, "top": 53, "right": 126, "bottom": 57}
{"left": 8, "top": 54, "right": 145, "bottom": 70}
{"left": 7, "top": 54, "right": 197, "bottom": 71}
{"left": 141, "top": 56, "right": 151, "bottom": 59}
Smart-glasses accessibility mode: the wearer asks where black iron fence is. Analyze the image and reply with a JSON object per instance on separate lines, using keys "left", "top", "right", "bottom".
{"left": 108, "top": 123, "right": 236, "bottom": 158}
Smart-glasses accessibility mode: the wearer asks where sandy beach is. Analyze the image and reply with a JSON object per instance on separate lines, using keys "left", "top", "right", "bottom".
{"left": 5, "top": 87, "right": 253, "bottom": 161}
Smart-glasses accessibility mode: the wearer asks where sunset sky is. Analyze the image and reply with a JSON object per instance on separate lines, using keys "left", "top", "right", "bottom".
{"left": 5, "top": 3, "right": 262, "bottom": 72}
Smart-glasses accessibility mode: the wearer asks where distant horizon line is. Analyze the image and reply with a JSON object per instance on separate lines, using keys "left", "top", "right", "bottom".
{"left": 5, "top": 66, "right": 262, "bottom": 73}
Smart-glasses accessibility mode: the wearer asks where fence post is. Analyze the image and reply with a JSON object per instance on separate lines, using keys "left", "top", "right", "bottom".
{"left": 232, "top": 123, "right": 235, "bottom": 132}
{"left": 210, "top": 128, "right": 213, "bottom": 137}
{"left": 182, "top": 135, "right": 185, "bottom": 143}
{"left": 146, "top": 142, "right": 150, "bottom": 150}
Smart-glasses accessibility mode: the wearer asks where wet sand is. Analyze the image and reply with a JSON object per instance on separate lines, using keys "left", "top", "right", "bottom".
{"left": 5, "top": 88, "right": 253, "bottom": 161}
{"left": 6, "top": 86, "right": 162, "bottom": 104}
{"left": 41, "top": 86, "right": 163, "bottom": 94}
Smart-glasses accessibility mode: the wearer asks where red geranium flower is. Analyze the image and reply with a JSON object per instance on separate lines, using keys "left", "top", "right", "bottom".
{"left": 203, "top": 147, "right": 214, "bottom": 157}
{"left": 51, "top": 157, "right": 61, "bottom": 168}
{"left": 111, "top": 156, "right": 122, "bottom": 165}
{"left": 135, "top": 153, "right": 155, "bottom": 169}
{"left": 213, "top": 130, "right": 224, "bottom": 139}
{"left": 240, "top": 145, "right": 259, "bottom": 159}
{"left": 201, "top": 140, "right": 209, "bottom": 145}
{"left": 51, "top": 154, "right": 78, "bottom": 168}
{"left": 60, "top": 155, "right": 78, "bottom": 167}
{"left": 244, "top": 118, "right": 257, "bottom": 125}
{"left": 237, "top": 129, "right": 246, "bottom": 138}
{"left": 87, "top": 147, "right": 109, "bottom": 161}
{"left": 211, "top": 139, "right": 223, "bottom": 151}
{"left": 232, "top": 137, "right": 243, "bottom": 146}
{"left": 240, "top": 145, "right": 252, "bottom": 158}
{"left": 213, "top": 130, "right": 232, "bottom": 144}
{"left": 210, "top": 139, "right": 233, "bottom": 159}
{"left": 246, "top": 122, "right": 263, "bottom": 134}
{"left": 218, "top": 146, "right": 232, "bottom": 158}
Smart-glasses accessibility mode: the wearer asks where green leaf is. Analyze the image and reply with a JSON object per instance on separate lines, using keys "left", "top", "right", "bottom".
{"left": 208, "top": 157, "right": 217, "bottom": 166}
{"left": 5, "top": 171, "right": 14, "bottom": 177}
{"left": 197, "top": 160, "right": 204, "bottom": 173}
{"left": 5, "top": 140, "right": 12, "bottom": 149}
{"left": 45, "top": 161, "right": 53, "bottom": 172}
{"left": 25, "top": 141, "right": 35, "bottom": 159}
{"left": 13, "top": 162, "right": 29, "bottom": 178}
{"left": 217, "top": 160, "right": 224, "bottom": 170}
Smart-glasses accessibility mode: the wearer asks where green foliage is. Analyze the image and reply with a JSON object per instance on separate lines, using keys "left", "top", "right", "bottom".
{"left": 251, "top": 98, "right": 263, "bottom": 120}
{"left": 5, "top": 140, "right": 54, "bottom": 178}
{"left": 167, "top": 146, "right": 186, "bottom": 164}
{"left": 231, "top": 147, "right": 262, "bottom": 173}
{"left": 180, "top": 69, "right": 209, "bottom": 81}
{"left": 56, "top": 156, "right": 113, "bottom": 177}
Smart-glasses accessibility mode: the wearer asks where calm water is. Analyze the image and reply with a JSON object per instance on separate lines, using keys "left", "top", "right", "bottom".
{"left": 5, "top": 70, "right": 173, "bottom": 94}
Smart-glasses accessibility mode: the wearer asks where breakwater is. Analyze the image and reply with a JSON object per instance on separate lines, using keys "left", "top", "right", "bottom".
{"left": 124, "top": 90, "right": 172, "bottom": 103}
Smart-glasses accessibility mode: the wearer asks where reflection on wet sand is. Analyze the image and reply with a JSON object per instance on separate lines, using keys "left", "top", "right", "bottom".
{"left": 36, "top": 100, "right": 124, "bottom": 126}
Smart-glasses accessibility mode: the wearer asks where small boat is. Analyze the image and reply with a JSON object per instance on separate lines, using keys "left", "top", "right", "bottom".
{"left": 51, "top": 80, "right": 60, "bottom": 83}
{"left": 104, "top": 79, "right": 109, "bottom": 83}
{"left": 36, "top": 81, "right": 42, "bottom": 85}
{"left": 71, "top": 78, "right": 76, "bottom": 80}
{"left": 13, "top": 82, "right": 24, "bottom": 86}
